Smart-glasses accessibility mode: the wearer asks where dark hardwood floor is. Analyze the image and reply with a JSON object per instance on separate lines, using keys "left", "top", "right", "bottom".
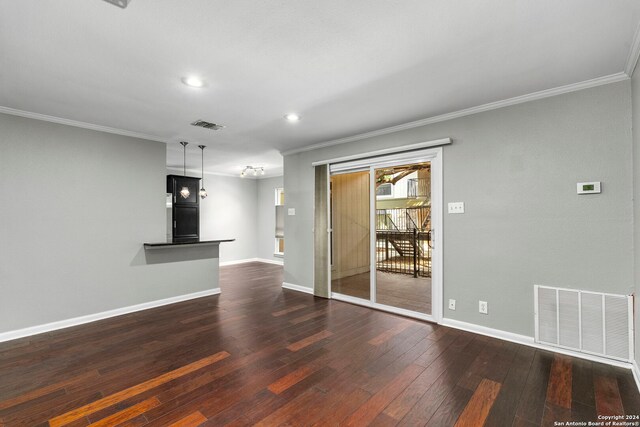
{"left": 332, "top": 271, "right": 432, "bottom": 314}
{"left": 1, "top": 262, "right": 638, "bottom": 426}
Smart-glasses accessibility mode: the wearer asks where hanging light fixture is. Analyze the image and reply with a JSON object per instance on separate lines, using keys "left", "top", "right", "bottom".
{"left": 179, "top": 141, "right": 190, "bottom": 199}
{"left": 240, "top": 166, "right": 265, "bottom": 177}
{"left": 198, "top": 145, "right": 208, "bottom": 199}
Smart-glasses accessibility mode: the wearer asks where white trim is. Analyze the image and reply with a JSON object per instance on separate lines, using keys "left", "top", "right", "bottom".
{"left": 632, "top": 360, "right": 640, "bottom": 394}
{"left": 314, "top": 138, "right": 451, "bottom": 167}
{"left": 629, "top": 296, "right": 635, "bottom": 362}
{"left": 167, "top": 166, "right": 238, "bottom": 179}
{"left": 282, "top": 282, "right": 314, "bottom": 295}
{"left": 220, "top": 258, "right": 283, "bottom": 266}
{"left": 326, "top": 146, "right": 444, "bottom": 323}
{"left": 326, "top": 165, "right": 332, "bottom": 296}
{"left": 625, "top": 22, "right": 640, "bottom": 77}
{"left": 440, "top": 318, "right": 633, "bottom": 369}
{"left": 431, "top": 148, "right": 444, "bottom": 323}
{"left": 257, "top": 258, "right": 284, "bottom": 265}
{"left": 0, "top": 288, "right": 220, "bottom": 343}
{"left": 331, "top": 293, "right": 435, "bottom": 322}
{"left": 534, "top": 284, "right": 540, "bottom": 343}
{"left": 220, "top": 258, "right": 257, "bottom": 266}
{"left": 0, "top": 105, "right": 168, "bottom": 143}
{"left": 369, "top": 165, "right": 377, "bottom": 304}
{"left": 283, "top": 73, "right": 628, "bottom": 157}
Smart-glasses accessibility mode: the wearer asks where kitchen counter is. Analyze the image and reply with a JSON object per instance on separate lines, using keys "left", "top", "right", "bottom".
{"left": 143, "top": 239, "right": 235, "bottom": 250}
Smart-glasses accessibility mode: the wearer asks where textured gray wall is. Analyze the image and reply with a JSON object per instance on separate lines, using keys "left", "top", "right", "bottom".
{"left": 632, "top": 66, "right": 640, "bottom": 367}
{"left": 284, "top": 81, "right": 633, "bottom": 337}
{"left": 198, "top": 172, "right": 259, "bottom": 263}
{"left": 257, "top": 176, "right": 284, "bottom": 262}
{"left": 0, "top": 114, "right": 219, "bottom": 334}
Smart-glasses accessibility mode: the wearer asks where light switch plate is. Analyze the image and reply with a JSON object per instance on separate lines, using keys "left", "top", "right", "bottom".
{"left": 448, "top": 202, "right": 465, "bottom": 214}
{"left": 288, "top": 208, "right": 296, "bottom": 216}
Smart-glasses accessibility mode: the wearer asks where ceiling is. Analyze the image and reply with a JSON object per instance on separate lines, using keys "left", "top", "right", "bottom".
{"left": 1, "top": 1, "right": 639, "bottom": 178}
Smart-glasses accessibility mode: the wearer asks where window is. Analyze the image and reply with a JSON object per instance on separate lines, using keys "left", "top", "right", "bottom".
{"left": 376, "top": 183, "right": 393, "bottom": 199}
{"left": 275, "top": 188, "right": 284, "bottom": 256}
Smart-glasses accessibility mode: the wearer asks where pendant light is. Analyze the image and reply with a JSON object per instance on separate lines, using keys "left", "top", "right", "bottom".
{"left": 198, "top": 145, "right": 208, "bottom": 199}
{"left": 179, "top": 141, "right": 190, "bottom": 199}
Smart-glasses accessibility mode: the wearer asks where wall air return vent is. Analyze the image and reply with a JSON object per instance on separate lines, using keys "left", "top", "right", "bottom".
{"left": 191, "top": 120, "right": 225, "bottom": 131}
{"left": 534, "top": 285, "right": 633, "bottom": 362}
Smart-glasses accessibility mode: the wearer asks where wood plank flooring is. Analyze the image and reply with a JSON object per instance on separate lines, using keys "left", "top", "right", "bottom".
{"left": 331, "top": 271, "right": 432, "bottom": 314}
{"left": 0, "top": 262, "right": 639, "bottom": 426}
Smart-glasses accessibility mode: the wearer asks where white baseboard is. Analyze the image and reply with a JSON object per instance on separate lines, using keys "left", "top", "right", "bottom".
{"left": 220, "top": 257, "right": 283, "bottom": 266}
{"left": 440, "top": 318, "right": 632, "bottom": 369}
{"left": 0, "top": 288, "right": 221, "bottom": 343}
{"left": 282, "top": 282, "right": 314, "bottom": 295}
{"left": 256, "top": 258, "right": 284, "bottom": 266}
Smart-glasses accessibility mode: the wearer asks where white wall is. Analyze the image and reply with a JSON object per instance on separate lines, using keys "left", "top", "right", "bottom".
{"left": 0, "top": 114, "right": 219, "bottom": 334}
{"left": 197, "top": 172, "right": 259, "bottom": 263}
{"left": 283, "top": 81, "right": 633, "bottom": 337}
{"left": 257, "top": 176, "right": 284, "bottom": 262}
{"left": 168, "top": 171, "right": 281, "bottom": 264}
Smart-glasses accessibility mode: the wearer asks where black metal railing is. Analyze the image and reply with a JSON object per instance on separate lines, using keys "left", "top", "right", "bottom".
{"left": 375, "top": 207, "right": 431, "bottom": 277}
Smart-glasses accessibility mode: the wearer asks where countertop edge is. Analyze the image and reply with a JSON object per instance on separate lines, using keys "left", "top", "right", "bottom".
{"left": 143, "top": 239, "right": 235, "bottom": 249}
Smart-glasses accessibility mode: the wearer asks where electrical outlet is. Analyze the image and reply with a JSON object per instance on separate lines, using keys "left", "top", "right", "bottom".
{"left": 448, "top": 299, "right": 456, "bottom": 310}
{"left": 479, "top": 301, "right": 488, "bottom": 314}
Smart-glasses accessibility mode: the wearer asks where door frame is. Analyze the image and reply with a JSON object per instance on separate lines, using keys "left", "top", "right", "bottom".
{"left": 327, "top": 147, "right": 444, "bottom": 323}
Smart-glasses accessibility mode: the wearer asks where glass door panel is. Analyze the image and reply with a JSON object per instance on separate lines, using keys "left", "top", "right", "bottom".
{"left": 374, "top": 162, "right": 432, "bottom": 314}
{"left": 330, "top": 171, "right": 370, "bottom": 300}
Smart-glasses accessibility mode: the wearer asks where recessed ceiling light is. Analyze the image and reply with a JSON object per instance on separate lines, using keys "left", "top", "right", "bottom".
{"left": 182, "top": 76, "right": 205, "bottom": 88}
{"left": 285, "top": 113, "right": 301, "bottom": 122}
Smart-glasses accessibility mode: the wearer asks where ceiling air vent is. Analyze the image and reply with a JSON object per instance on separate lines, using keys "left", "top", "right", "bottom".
{"left": 191, "top": 120, "right": 225, "bottom": 131}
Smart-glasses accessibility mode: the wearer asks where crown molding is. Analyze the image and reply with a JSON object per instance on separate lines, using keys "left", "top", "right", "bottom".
{"left": 166, "top": 166, "right": 282, "bottom": 179}
{"left": 625, "top": 22, "right": 640, "bottom": 77}
{"left": 0, "top": 105, "right": 169, "bottom": 143}
{"left": 281, "top": 72, "right": 629, "bottom": 156}
{"left": 166, "top": 166, "right": 237, "bottom": 178}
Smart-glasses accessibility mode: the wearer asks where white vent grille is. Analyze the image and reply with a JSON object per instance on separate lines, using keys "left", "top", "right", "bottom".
{"left": 534, "top": 285, "right": 633, "bottom": 362}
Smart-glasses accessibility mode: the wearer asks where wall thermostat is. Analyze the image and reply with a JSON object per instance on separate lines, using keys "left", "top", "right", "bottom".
{"left": 577, "top": 182, "right": 601, "bottom": 194}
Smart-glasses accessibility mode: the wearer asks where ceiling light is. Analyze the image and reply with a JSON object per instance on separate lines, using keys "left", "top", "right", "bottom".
{"left": 241, "top": 166, "right": 265, "bottom": 178}
{"left": 285, "top": 113, "right": 300, "bottom": 122}
{"left": 182, "top": 76, "right": 205, "bottom": 88}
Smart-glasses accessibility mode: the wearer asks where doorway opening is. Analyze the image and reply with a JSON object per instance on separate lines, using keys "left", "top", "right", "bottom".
{"left": 327, "top": 148, "right": 442, "bottom": 322}
{"left": 374, "top": 162, "right": 432, "bottom": 314}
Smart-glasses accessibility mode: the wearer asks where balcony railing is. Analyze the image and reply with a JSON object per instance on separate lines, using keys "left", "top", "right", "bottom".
{"left": 376, "top": 207, "right": 431, "bottom": 277}
{"left": 407, "top": 178, "right": 429, "bottom": 199}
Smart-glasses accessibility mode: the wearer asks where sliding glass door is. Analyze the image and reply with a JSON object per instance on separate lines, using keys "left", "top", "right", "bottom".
{"left": 374, "top": 162, "right": 432, "bottom": 315}
{"left": 328, "top": 149, "right": 441, "bottom": 321}
{"left": 330, "top": 170, "right": 371, "bottom": 301}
